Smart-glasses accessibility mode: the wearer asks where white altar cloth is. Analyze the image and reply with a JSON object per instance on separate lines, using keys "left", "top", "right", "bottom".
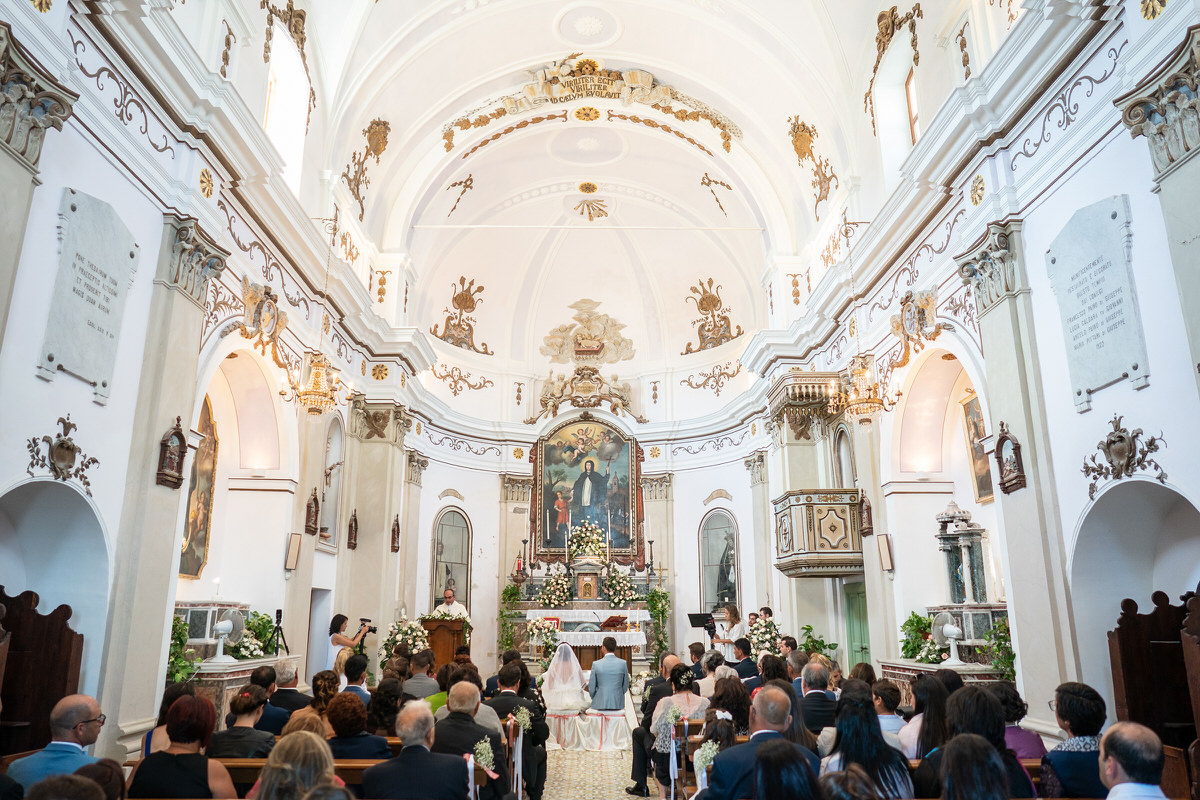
{"left": 556, "top": 630, "right": 645, "bottom": 647}
{"left": 525, "top": 609, "right": 650, "bottom": 623}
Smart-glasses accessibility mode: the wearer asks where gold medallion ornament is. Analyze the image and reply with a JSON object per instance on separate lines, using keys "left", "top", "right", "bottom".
{"left": 31, "top": 0, "right": 52, "bottom": 11}
{"left": 199, "top": 168, "right": 214, "bottom": 198}
{"left": 513, "top": 448, "right": 525, "bottom": 460}
{"left": 970, "top": 174, "right": 985, "bottom": 206}
{"left": 361, "top": 360, "right": 366, "bottom": 376}
{"left": 578, "top": 182, "right": 598, "bottom": 194}
{"left": 1140, "top": 0, "right": 1166, "bottom": 20}
{"left": 372, "top": 364, "right": 389, "bottom": 380}
{"left": 575, "top": 106, "right": 601, "bottom": 122}
{"left": 574, "top": 198, "right": 608, "bottom": 221}
{"left": 649, "top": 446, "right": 661, "bottom": 459}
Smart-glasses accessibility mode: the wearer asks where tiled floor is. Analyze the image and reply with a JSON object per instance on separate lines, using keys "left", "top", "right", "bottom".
{"left": 544, "top": 747, "right": 637, "bottom": 800}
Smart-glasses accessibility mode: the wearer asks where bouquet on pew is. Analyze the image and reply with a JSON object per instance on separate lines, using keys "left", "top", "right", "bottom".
{"left": 378, "top": 616, "right": 430, "bottom": 662}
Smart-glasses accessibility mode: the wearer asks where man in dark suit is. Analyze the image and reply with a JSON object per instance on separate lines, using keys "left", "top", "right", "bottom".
{"left": 486, "top": 663, "right": 548, "bottom": 800}
{"left": 729, "top": 639, "right": 758, "bottom": 680}
{"left": 363, "top": 700, "right": 469, "bottom": 800}
{"left": 223, "top": 666, "right": 291, "bottom": 734}
{"left": 798, "top": 662, "right": 837, "bottom": 734}
{"left": 687, "top": 642, "right": 706, "bottom": 681}
{"left": 269, "top": 660, "right": 312, "bottom": 712}
{"left": 697, "top": 685, "right": 819, "bottom": 800}
{"left": 627, "top": 655, "right": 698, "bottom": 796}
{"left": 484, "top": 649, "right": 521, "bottom": 699}
{"left": 786, "top": 650, "right": 809, "bottom": 697}
{"left": 743, "top": 654, "right": 764, "bottom": 693}
{"left": 432, "top": 682, "right": 509, "bottom": 800}
{"left": 341, "top": 654, "right": 373, "bottom": 705}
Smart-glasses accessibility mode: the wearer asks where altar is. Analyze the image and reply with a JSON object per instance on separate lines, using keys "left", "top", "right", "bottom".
{"left": 523, "top": 606, "right": 648, "bottom": 671}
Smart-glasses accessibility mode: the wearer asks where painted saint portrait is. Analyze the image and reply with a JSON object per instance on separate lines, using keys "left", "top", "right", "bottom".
{"left": 180, "top": 396, "right": 218, "bottom": 578}
{"left": 960, "top": 394, "right": 994, "bottom": 503}
{"left": 537, "top": 419, "right": 634, "bottom": 553}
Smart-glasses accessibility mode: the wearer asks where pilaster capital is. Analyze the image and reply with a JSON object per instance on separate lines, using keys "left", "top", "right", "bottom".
{"left": 1114, "top": 24, "right": 1200, "bottom": 180}
{"left": 640, "top": 473, "right": 672, "bottom": 501}
{"left": 744, "top": 451, "right": 768, "bottom": 485}
{"left": 501, "top": 474, "right": 533, "bottom": 502}
{"left": 0, "top": 21, "right": 78, "bottom": 171}
{"left": 164, "top": 215, "right": 230, "bottom": 306}
{"left": 955, "top": 220, "right": 1025, "bottom": 317}
{"left": 406, "top": 452, "right": 428, "bottom": 485}
{"left": 349, "top": 397, "right": 408, "bottom": 443}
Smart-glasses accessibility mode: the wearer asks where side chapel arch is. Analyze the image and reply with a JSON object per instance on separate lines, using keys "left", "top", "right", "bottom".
{"left": 431, "top": 506, "right": 472, "bottom": 608}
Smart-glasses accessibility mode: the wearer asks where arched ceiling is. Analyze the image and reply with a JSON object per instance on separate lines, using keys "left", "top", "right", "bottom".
{"left": 296, "top": 0, "right": 891, "bottom": 381}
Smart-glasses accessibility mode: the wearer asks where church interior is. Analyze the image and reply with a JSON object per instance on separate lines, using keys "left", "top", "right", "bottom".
{"left": 2, "top": 0, "right": 1200, "bottom": 795}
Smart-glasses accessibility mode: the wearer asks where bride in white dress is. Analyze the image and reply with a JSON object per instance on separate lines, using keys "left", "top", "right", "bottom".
{"left": 542, "top": 642, "right": 592, "bottom": 713}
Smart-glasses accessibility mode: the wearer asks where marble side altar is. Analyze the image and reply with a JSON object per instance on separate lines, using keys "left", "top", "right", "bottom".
{"left": 878, "top": 658, "right": 1001, "bottom": 709}
{"left": 192, "top": 655, "right": 299, "bottom": 731}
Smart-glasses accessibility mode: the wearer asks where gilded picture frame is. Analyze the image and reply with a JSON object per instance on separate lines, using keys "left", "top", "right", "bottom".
{"left": 180, "top": 396, "right": 218, "bottom": 579}
{"left": 960, "top": 394, "right": 995, "bottom": 504}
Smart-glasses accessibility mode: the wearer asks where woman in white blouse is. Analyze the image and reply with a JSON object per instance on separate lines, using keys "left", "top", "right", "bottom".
{"left": 710, "top": 604, "right": 746, "bottom": 662}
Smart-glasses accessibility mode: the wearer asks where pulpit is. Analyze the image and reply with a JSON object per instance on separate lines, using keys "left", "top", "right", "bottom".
{"left": 422, "top": 617, "right": 465, "bottom": 670}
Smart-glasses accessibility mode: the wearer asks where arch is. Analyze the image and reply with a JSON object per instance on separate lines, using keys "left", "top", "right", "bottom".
{"left": 431, "top": 506, "right": 472, "bottom": 608}
{"left": 699, "top": 508, "right": 739, "bottom": 613}
{"left": 320, "top": 415, "right": 345, "bottom": 544}
{"left": 1069, "top": 479, "right": 1200, "bottom": 720}
{"left": 833, "top": 425, "right": 856, "bottom": 487}
{"left": 0, "top": 479, "right": 110, "bottom": 697}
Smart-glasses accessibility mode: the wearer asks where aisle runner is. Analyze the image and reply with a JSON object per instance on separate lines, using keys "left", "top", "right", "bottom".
{"left": 544, "top": 748, "right": 634, "bottom": 800}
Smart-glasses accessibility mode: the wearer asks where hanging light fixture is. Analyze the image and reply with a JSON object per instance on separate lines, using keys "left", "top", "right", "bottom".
{"left": 826, "top": 229, "right": 898, "bottom": 421}
{"left": 285, "top": 208, "right": 344, "bottom": 416}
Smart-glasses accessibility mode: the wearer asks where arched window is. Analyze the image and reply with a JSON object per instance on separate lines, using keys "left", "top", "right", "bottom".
{"left": 320, "top": 418, "right": 344, "bottom": 545}
{"left": 262, "top": 21, "right": 309, "bottom": 194}
{"left": 432, "top": 509, "right": 470, "bottom": 607}
{"left": 700, "top": 510, "right": 738, "bottom": 613}
{"left": 835, "top": 429, "right": 856, "bottom": 487}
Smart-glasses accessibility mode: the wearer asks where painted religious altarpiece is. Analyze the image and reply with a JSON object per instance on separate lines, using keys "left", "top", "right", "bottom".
{"left": 531, "top": 416, "right": 645, "bottom": 568}
{"left": 181, "top": 396, "right": 218, "bottom": 578}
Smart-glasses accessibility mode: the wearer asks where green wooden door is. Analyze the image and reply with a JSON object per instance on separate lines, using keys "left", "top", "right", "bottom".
{"left": 844, "top": 582, "right": 871, "bottom": 666}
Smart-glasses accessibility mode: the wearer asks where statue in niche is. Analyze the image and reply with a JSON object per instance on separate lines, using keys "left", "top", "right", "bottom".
{"left": 717, "top": 531, "right": 738, "bottom": 605}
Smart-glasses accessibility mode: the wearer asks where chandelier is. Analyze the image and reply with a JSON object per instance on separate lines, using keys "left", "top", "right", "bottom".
{"left": 284, "top": 209, "right": 344, "bottom": 415}
{"left": 828, "top": 354, "right": 897, "bottom": 420}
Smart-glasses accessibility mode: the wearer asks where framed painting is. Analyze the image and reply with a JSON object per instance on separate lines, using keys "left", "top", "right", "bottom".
{"left": 960, "top": 394, "right": 995, "bottom": 503}
{"left": 532, "top": 414, "right": 644, "bottom": 567}
{"left": 180, "top": 396, "right": 218, "bottom": 578}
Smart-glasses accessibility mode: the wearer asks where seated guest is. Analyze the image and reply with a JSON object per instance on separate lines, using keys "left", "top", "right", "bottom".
{"left": 787, "top": 651, "right": 809, "bottom": 696}
{"left": 819, "top": 682, "right": 913, "bottom": 799}
{"left": 798, "top": 662, "right": 837, "bottom": 735}
{"left": 780, "top": 637, "right": 799, "bottom": 659}
{"left": 487, "top": 663, "right": 549, "bottom": 800}
{"left": 701, "top": 685, "right": 819, "bottom": 800}
{"left": 143, "top": 683, "right": 194, "bottom": 756}
{"left": 402, "top": 650, "right": 440, "bottom": 699}
{"left": 483, "top": 649, "right": 521, "bottom": 698}
{"left": 332, "top": 647, "right": 353, "bottom": 691}
{"left": 251, "top": 731, "right": 338, "bottom": 800}
{"left": 325, "top": 694, "right": 391, "bottom": 759}
{"left": 986, "top": 680, "right": 1048, "bottom": 759}
{"left": 288, "top": 670, "right": 339, "bottom": 737}
{"left": 270, "top": 660, "right": 313, "bottom": 713}
{"left": 911, "top": 685, "right": 1033, "bottom": 798}
{"left": 426, "top": 664, "right": 455, "bottom": 715}
{"left": 629, "top": 655, "right": 694, "bottom": 797}
{"left": 366, "top": 678, "right": 404, "bottom": 737}
{"left": 340, "top": 654, "right": 371, "bottom": 705}
{"left": 940, "top": 733, "right": 1009, "bottom": 800}
{"left": 382, "top": 654, "right": 409, "bottom": 687}
{"left": 729, "top": 639, "right": 758, "bottom": 680}
{"left": 363, "top": 701, "right": 468, "bottom": 800}
{"left": 753, "top": 738, "right": 822, "bottom": 800}
{"left": 819, "top": 764, "right": 886, "bottom": 800}
{"left": 816, "top": 679, "right": 902, "bottom": 757}
{"left": 432, "top": 682, "right": 508, "bottom": 800}
{"left": 651, "top": 665, "right": 710, "bottom": 799}
{"left": 74, "top": 759, "right": 126, "bottom": 800}
{"left": 898, "top": 674, "right": 949, "bottom": 759}
{"left": 298, "top": 786, "right": 353, "bottom": 800}
{"left": 248, "top": 666, "right": 292, "bottom": 735}
{"left": 765, "top": 679, "right": 818, "bottom": 754}
{"left": 1041, "top": 681, "right": 1108, "bottom": 799}
{"left": 435, "top": 665, "right": 503, "bottom": 735}
{"left": 207, "top": 685, "right": 275, "bottom": 757}
{"left": 280, "top": 712, "right": 330, "bottom": 738}
{"left": 1100, "top": 721, "right": 1168, "bottom": 800}
{"left": 7, "top": 695, "right": 102, "bottom": 791}
{"left": 849, "top": 662, "right": 876, "bottom": 685}
{"left": 453, "top": 645, "right": 473, "bottom": 666}
{"left": 697, "top": 650, "right": 725, "bottom": 698}
{"left": 126, "top": 695, "right": 235, "bottom": 799}
{"left": 828, "top": 660, "right": 844, "bottom": 698}
{"left": 707, "top": 676, "right": 751, "bottom": 735}
{"left": 689, "top": 642, "right": 707, "bottom": 680}
{"left": 746, "top": 655, "right": 787, "bottom": 697}
{"left": 700, "top": 717, "right": 739, "bottom": 753}
{"left": 26, "top": 776, "right": 102, "bottom": 800}
{"left": 933, "top": 668, "right": 965, "bottom": 696}
{"left": 871, "top": 680, "right": 906, "bottom": 735}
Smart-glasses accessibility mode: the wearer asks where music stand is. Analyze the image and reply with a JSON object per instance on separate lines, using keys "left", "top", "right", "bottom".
{"left": 687, "top": 613, "right": 714, "bottom": 629}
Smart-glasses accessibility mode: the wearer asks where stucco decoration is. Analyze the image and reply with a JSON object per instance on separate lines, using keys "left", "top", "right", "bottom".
{"left": 526, "top": 365, "right": 647, "bottom": 424}
{"left": 541, "top": 299, "right": 635, "bottom": 364}
{"left": 26, "top": 415, "right": 99, "bottom": 496}
{"left": 222, "top": 277, "right": 290, "bottom": 369}
{"left": 1115, "top": 25, "right": 1200, "bottom": 179}
{"left": 0, "top": 21, "right": 77, "bottom": 170}
{"left": 1082, "top": 415, "right": 1167, "bottom": 499}
{"left": 956, "top": 221, "right": 1023, "bottom": 317}
{"left": 888, "top": 289, "right": 952, "bottom": 368}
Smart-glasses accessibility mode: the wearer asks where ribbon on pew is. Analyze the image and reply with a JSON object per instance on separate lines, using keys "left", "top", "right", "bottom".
{"left": 466, "top": 754, "right": 478, "bottom": 800}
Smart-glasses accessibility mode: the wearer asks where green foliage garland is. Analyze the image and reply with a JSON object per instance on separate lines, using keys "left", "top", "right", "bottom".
{"left": 245, "top": 611, "right": 275, "bottom": 648}
{"left": 645, "top": 587, "right": 671, "bottom": 667}
{"left": 497, "top": 582, "right": 523, "bottom": 652}
{"left": 982, "top": 618, "right": 1016, "bottom": 681}
{"left": 167, "top": 614, "right": 197, "bottom": 684}
{"left": 900, "top": 611, "right": 932, "bottom": 660}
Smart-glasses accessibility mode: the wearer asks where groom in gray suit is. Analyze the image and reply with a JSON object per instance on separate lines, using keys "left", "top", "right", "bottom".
{"left": 588, "top": 636, "right": 630, "bottom": 711}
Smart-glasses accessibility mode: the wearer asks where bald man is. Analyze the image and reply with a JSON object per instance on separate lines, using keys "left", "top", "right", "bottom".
{"left": 431, "top": 683, "right": 508, "bottom": 800}
{"left": 1100, "top": 721, "right": 1169, "bottom": 799}
{"left": 7, "top": 695, "right": 103, "bottom": 791}
{"left": 362, "top": 701, "right": 469, "bottom": 800}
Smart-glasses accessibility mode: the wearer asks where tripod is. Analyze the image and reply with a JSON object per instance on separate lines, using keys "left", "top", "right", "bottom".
{"left": 265, "top": 609, "right": 290, "bottom": 655}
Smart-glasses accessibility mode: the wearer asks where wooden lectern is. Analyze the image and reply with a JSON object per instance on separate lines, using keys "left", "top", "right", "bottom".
{"left": 421, "top": 617, "right": 465, "bottom": 670}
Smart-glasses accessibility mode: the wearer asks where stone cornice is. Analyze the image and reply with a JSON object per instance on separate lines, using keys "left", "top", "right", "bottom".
{"left": 0, "top": 20, "right": 78, "bottom": 171}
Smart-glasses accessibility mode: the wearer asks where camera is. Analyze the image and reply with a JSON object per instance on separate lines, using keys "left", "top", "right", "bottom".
{"left": 359, "top": 617, "right": 378, "bottom": 634}
{"left": 703, "top": 617, "right": 717, "bottom": 640}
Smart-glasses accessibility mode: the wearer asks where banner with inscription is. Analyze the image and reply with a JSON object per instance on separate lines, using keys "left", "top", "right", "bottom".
{"left": 37, "top": 189, "right": 139, "bottom": 405}
{"left": 1046, "top": 195, "right": 1148, "bottom": 412}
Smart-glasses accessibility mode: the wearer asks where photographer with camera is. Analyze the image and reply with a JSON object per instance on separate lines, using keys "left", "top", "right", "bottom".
{"left": 327, "top": 614, "right": 372, "bottom": 670}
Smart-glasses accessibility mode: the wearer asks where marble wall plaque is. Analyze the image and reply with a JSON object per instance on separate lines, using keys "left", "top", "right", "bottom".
{"left": 37, "top": 189, "right": 139, "bottom": 404}
{"left": 1046, "top": 195, "right": 1148, "bottom": 412}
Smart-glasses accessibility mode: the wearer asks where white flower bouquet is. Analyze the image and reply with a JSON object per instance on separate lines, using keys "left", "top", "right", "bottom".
{"left": 473, "top": 737, "right": 494, "bottom": 771}
{"left": 420, "top": 608, "right": 472, "bottom": 644}
{"left": 694, "top": 740, "right": 721, "bottom": 771}
{"left": 749, "top": 616, "right": 782, "bottom": 656}
{"left": 568, "top": 520, "right": 607, "bottom": 557}
{"left": 538, "top": 573, "right": 573, "bottom": 608}
{"left": 378, "top": 617, "right": 430, "bottom": 662}
{"left": 513, "top": 706, "right": 532, "bottom": 733}
{"left": 227, "top": 630, "right": 264, "bottom": 660}
{"left": 526, "top": 617, "right": 559, "bottom": 650}
{"left": 604, "top": 569, "right": 639, "bottom": 608}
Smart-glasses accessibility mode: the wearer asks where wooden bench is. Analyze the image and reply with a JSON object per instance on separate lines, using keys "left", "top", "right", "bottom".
{"left": 0, "top": 750, "right": 37, "bottom": 774}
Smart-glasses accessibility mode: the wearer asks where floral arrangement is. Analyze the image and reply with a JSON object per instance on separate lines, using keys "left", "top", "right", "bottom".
{"left": 226, "top": 630, "right": 264, "bottom": 660}
{"left": 378, "top": 617, "right": 429, "bottom": 662}
{"left": 667, "top": 703, "right": 683, "bottom": 726}
{"left": 245, "top": 611, "right": 276, "bottom": 647}
{"left": 512, "top": 706, "right": 532, "bottom": 733}
{"left": 420, "top": 608, "right": 472, "bottom": 645}
{"left": 605, "top": 569, "right": 639, "bottom": 608}
{"left": 472, "top": 738, "right": 494, "bottom": 771}
{"left": 526, "top": 617, "right": 559, "bottom": 650}
{"left": 749, "top": 616, "right": 782, "bottom": 656}
{"left": 568, "top": 520, "right": 606, "bottom": 557}
{"left": 694, "top": 740, "right": 721, "bottom": 771}
{"left": 915, "top": 637, "right": 950, "bottom": 664}
{"left": 538, "top": 573, "right": 573, "bottom": 608}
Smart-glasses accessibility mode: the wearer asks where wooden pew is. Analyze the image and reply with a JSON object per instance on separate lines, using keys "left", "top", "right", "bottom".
{"left": 0, "top": 750, "right": 37, "bottom": 774}
{"left": 126, "top": 758, "right": 488, "bottom": 788}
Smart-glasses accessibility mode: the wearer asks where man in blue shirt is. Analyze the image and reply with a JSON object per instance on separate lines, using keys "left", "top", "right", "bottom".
{"left": 7, "top": 695, "right": 102, "bottom": 791}
{"left": 342, "top": 654, "right": 372, "bottom": 705}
